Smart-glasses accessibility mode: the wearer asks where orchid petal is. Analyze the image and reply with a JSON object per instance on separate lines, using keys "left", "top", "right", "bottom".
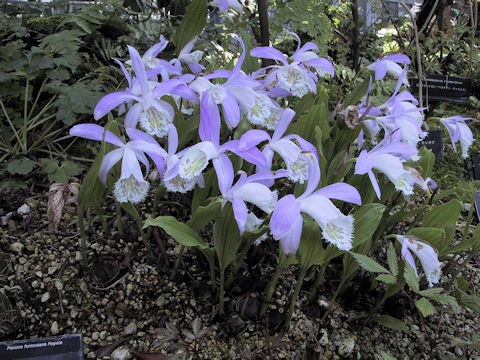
{"left": 94, "top": 91, "right": 138, "bottom": 120}
{"left": 99, "top": 148, "right": 123, "bottom": 184}
{"left": 232, "top": 197, "right": 248, "bottom": 234}
{"left": 270, "top": 194, "right": 301, "bottom": 240}
{"left": 250, "top": 46, "right": 288, "bottom": 65}
{"left": 313, "top": 183, "right": 362, "bottom": 205}
{"left": 213, "top": 153, "right": 234, "bottom": 195}
{"left": 70, "top": 124, "right": 124, "bottom": 148}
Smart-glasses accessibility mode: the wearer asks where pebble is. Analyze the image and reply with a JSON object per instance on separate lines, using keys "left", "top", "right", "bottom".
{"left": 50, "top": 321, "right": 59, "bottom": 335}
{"left": 155, "top": 295, "right": 165, "bottom": 307}
{"left": 17, "top": 204, "right": 31, "bottom": 215}
{"left": 31, "top": 280, "right": 39, "bottom": 288}
{"left": 338, "top": 337, "right": 355, "bottom": 357}
{"left": 10, "top": 242, "right": 24, "bottom": 253}
{"left": 319, "top": 328, "right": 329, "bottom": 346}
{"left": 70, "top": 309, "right": 78, "bottom": 319}
{"left": 124, "top": 321, "right": 137, "bottom": 335}
{"left": 41, "top": 292, "right": 50, "bottom": 303}
{"left": 111, "top": 347, "right": 132, "bottom": 360}
{"left": 75, "top": 251, "right": 82, "bottom": 262}
{"left": 91, "top": 332, "right": 99, "bottom": 341}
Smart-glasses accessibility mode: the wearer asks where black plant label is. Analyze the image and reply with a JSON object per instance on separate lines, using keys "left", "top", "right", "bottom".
{"left": 0, "top": 334, "right": 83, "bottom": 359}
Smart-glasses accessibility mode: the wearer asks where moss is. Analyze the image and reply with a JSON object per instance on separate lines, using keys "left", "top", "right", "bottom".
{"left": 25, "top": 14, "right": 71, "bottom": 34}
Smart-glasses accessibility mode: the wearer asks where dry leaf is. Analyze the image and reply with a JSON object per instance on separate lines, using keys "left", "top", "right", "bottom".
{"left": 47, "top": 183, "right": 79, "bottom": 232}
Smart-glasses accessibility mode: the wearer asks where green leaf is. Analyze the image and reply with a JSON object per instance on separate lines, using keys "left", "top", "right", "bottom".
{"left": 191, "top": 168, "right": 216, "bottom": 212}
{"left": 422, "top": 199, "right": 462, "bottom": 251}
{"left": 343, "top": 76, "right": 370, "bottom": 107}
{"left": 376, "top": 274, "right": 397, "bottom": 284}
{"left": 297, "top": 222, "right": 325, "bottom": 269}
{"left": 423, "top": 293, "right": 460, "bottom": 312}
{"left": 406, "top": 227, "right": 445, "bottom": 251}
{"left": 292, "top": 93, "right": 315, "bottom": 118}
{"left": 351, "top": 253, "right": 389, "bottom": 273}
{"left": 352, "top": 203, "right": 386, "bottom": 247}
{"left": 288, "top": 104, "right": 329, "bottom": 145}
{"left": 40, "top": 159, "right": 83, "bottom": 183}
{"left": 173, "top": 0, "right": 208, "bottom": 52}
{"left": 387, "top": 241, "right": 398, "bottom": 276}
{"left": 404, "top": 263, "right": 419, "bottom": 293}
{"left": 7, "top": 157, "right": 36, "bottom": 175}
{"left": 458, "top": 292, "right": 480, "bottom": 314}
{"left": 414, "top": 147, "right": 435, "bottom": 179}
{"left": 187, "top": 199, "right": 222, "bottom": 232}
{"left": 240, "top": 34, "right": 260, "bottom": 74}
{"left": 375, "top": 315, "right": 408, "bottom": 331}
{"left": 120, "top": 201, "right": 140, "bottom": 220}
{"left": 214, "top": 202, "right": 241, "bottom": 270}
{"left": 380, "top": 351, "right": 397, "bottom": 360}
{"left": 415, "top": 297, "right": 437, "bottom": 317}
{"left": 144, "top": 216, "right": 207, "bottom": 249}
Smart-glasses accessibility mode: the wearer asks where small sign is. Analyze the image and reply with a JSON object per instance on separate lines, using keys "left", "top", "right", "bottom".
{"left": 0, "top": 334, "right": 83, "bottom": 360}
{"left": 411, "top": 74, "right": 472, "bottom": 104}
{"left": 418, "top": 129, "right": 443, "bottom": 160}
{"left": 469, "top": 152, "right": 480, "bottom": 181}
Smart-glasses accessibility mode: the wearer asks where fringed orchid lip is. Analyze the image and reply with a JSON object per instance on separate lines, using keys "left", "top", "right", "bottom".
{"left": 398, "top": 235, "right": 442, "bottom": 287}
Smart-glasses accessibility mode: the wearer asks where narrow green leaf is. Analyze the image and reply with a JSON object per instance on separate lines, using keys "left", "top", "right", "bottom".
{"left": 375, "top": 315, "right": 408, "bottom": 331}
{"left": 415, "top": 297, "right": 437, "bottom": 317}
{"left": 144, "top": 216, "right": 207, "bottom": 249}
{"left": 297, "top": 222, "right": 325, "bottom": 269}
{"left": 458, "top": 292, "right": 480, "bottom": 314}
{"left": 404, "top": 263, "right": 419, "bottom": 293}
{"left": 380, "top": 351, "right": 397, "bottom": 360}
{"left": 214, "top": 203, "right": 241, "bottom": 270}
{"left": 387, "top": 241, "right": 398, "bottom": 276}
{"left": 376, "top": 274, "right": 397, "bottom": 284}
{"left": 187, "top": 199, "right": 222, "bottom": 232}
{"left": 407, "top": 227, "right": 445, "bottom": 251}
{"left": 352, "top": 203, "right": 386, "bottom": 247}
{"left": 351, "top": 253, "right": 389, "bottom": 273}
{"left": 343, "top": 76, "right": 370, "bottom": 107}
{"left": 173, "top": 0, "right": 208, "bottom": 52}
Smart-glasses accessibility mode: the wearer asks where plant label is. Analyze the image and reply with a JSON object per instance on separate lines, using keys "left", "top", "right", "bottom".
{"left": 411, "top": 75, "right": 472, "bottom": 104}
{"left": 469, "top": 152, "right": 480, "bottom": 181}
{"left": 0, "top": 334, "right": 83, "bottom": 359}
{"left": 417, "top": 129, "right": 443, "bottom": 160}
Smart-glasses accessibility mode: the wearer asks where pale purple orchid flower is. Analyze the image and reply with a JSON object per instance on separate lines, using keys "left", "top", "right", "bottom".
{"left": 70, "top": 124, "right": 165, "bottom": 203}
{"left": 270, "top": 155, "right": 361, "bottom": 254}
{"left": 440, "top": 116, "right": 474, "bottom": 159}
{"left": 211, "top": 0, "right": 243, "bottom": 12}
{"left": 398, "top": 235, "right": 442, "bottom": 287}
{"left": 189, "top": 38, "right": 260, "bottom": 128}
{"left": 140, "top": 35, "right": 179, "bottom": 81}
{"left": 94, "top": 46, "right": 196, "bottom": 138}
{"left": 354, "top": 136, "right": 421, "bottom": 199}
{"left": 367, "top": 54, "right": 410, "bottom": 85}
{"left": 237, "top": 108, "right": 317, "bottom": 185}
{"left": 219, "top": 165, "right": 289, "bottom": 234}
{"left": 170, "top": 37, "right": 205, "bottom": 75}
{"left": 177, "top": 93, "right": 267, "bottom": 191}
{"left": 250, "top": 33, "right": 334, "bottom": 98}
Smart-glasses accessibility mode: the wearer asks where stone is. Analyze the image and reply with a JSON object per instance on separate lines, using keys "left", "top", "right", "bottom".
{"left": 17, "top": 204, "right": 31, "bottom": 215}
{"left": 111, "top": 347, "right": 132, "bottom": 360}
{"left": 41, "top": 292, "right": 50, "bottom": 302}
{"left": 50, "top": 321, "right": 59, "bottom": 335}
{"left": 338, "top": 337, "right": 355, "bottom": 357}
{"left": 319, "top": 328, "right": 329, "bottom": 346}
{"left": 10, "top": 242, "right": 24, "bottom": 253}
{"left": 124, "top": 321, "right": 137, "bottom": 335}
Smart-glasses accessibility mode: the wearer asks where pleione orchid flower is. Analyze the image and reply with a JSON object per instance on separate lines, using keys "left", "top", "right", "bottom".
{"left": 171, "top": 37, "right": 205, "bottom": 75}
{"left": 270, "top": 155, "right": 361, "bottom": 254}
{"left": 219, "top": 166, "right": 289, "bottom": 234}
{"left": 354, "top": 137, "right": 424, "bottom": 198}
{"left": 250, "top": 33, "right": 334, "bottom": 98}
{"left": 177, "top": 93, "right": 267, "bottom": 191}
{"left": 440, "top": 115, "right": 474, "bottom": 159}
{"left": 211, "top": 0, "right": 243, "bottom": 12}
{"left": 94, "top": 46, "right": 196, "bottom": 138}
{"left": 397, "top": 235, "right": 442, "bottom": 287}
{"left": 70, "top": 124, "right": 165, "bottom": 203}
{"left": 367, "top": 54, "right": 410, "bottom": 85}
{"left": 189, "top": 38, "right": 260, "bottom": 128}
{"left": 238, "top": 108, "right": 317, "bottom": 185}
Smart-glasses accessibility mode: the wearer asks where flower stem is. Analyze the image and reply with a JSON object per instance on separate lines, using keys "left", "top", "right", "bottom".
{"left": 307, "top": 263, "right": 327, "bottom": 304}
{"left": 260, "top": 253, "right": 288, "bottom": 317}
{"left": 78, "top": 210, "right": 88, "bottom": 269}
{"left": 169, "top": 245, "right": 185, "bottom": 281}
{"left": 147, "top": 186, "right": 164, "bottom": 240}
{"left": 115, "top": 203, "right": 124, "bottom": 237}
{"left": 219, "top": 269, "right": 225, "bottom": 317}
{"left": 284, "top": 266, "right": 307, "bottom": 329}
